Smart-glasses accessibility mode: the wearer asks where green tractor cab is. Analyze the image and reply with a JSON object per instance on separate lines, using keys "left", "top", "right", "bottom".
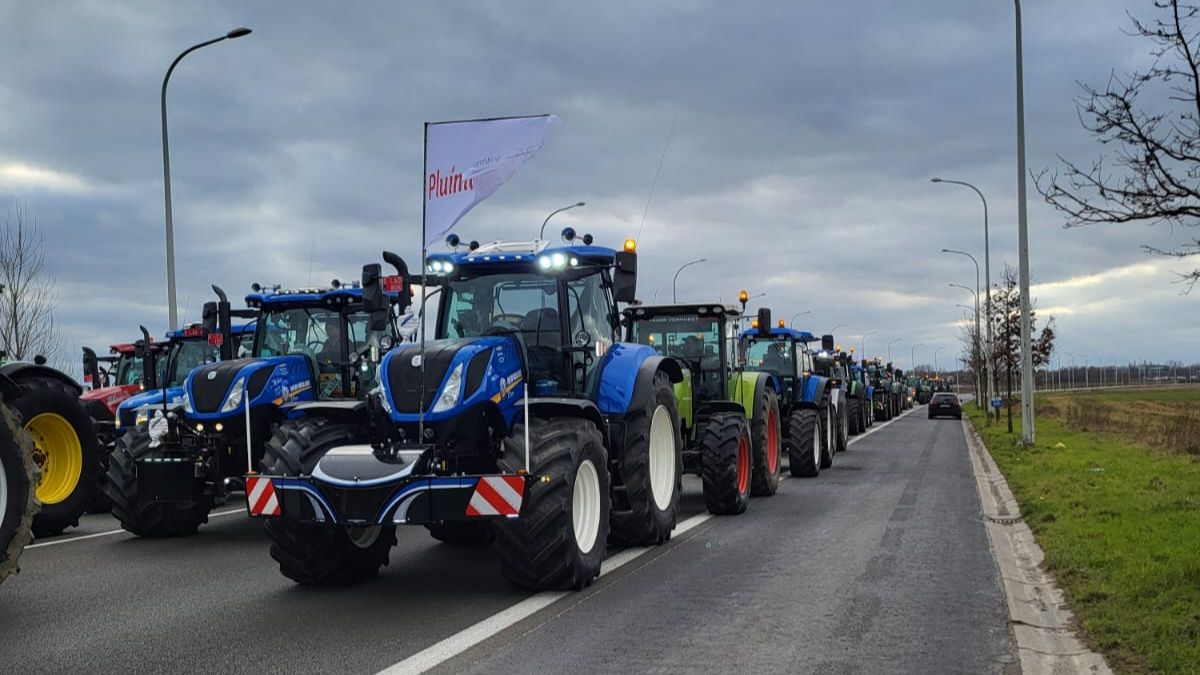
{"left": 624, "top": 302, "right": 782, "bottom": 514}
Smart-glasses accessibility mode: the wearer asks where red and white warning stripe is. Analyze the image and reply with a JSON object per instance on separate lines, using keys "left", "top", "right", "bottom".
{"left": 246, "top": 475, "right": 281, "bottom": 517}
{"left": 465, "top": 476, "right": 525, "bottom": 517}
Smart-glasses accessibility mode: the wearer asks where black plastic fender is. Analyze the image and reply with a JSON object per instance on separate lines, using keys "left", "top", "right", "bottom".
{"left": 287, "top": 400, "right": 369, "bottom": 425}
{"left": 627, "top": 355, "right": 684, "bottom": 415}
{"left": 0, "top": 362, "right": 82, "bottom": 395}
{"left": 515, "top": 397, "right": 606, "bottom": 442}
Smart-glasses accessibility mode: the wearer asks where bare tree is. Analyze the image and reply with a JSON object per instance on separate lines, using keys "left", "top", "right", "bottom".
{"left": 0, "top": 204, "right": 63, "bottom": 362}
{"left": 1036, "top": 0, "right": 1200, "bottom": 293}
{"left": 988, "top": 266, "right": 1056, "bottom": 433}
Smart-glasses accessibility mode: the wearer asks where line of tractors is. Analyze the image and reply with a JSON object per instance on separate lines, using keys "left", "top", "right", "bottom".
{"left": 1, "top": 232, "right": 943, "bottom": 592}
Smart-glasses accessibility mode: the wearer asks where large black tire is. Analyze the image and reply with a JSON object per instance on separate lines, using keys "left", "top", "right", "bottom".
{"left": 104, "top": 427, "right": 213, "bottom": 538}
{"left": 425, "top": 521, "right": 492, "bottom": 546}
{"left": 786, "top": 409, "right": 821, "bottom": 478}
{"left": 11, "top": 376, "right": 102, "bottom": 537}
{"left": 699, "top": 413, "right": 751, "bottom": 515}
{"left": 835, "top": 397, "right": 849, "bottom": 453}
{"left": 819, "top": 403, "right": 835, "bottom": 469}
{"left": 493, "top": 418, "right": 610, "bottom": 590}
{"left": 848, "top": 397, "right": 862, "bottom": 436}
{"left": 1, "top": 402, "right": 38, "bottom": 585}
{"left": 609, "top": 372, "right": 681, "bottom": 547}
{"left": 749, "top": 387, "right": 782, "bottom": 497}
{"left": 263, "top": 418, "right": 397, "bottom": 585}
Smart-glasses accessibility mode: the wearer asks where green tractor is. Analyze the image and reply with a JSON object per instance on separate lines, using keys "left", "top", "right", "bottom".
{"left": 814, "top": 344, "right": 868, "bottom": 439}
{"left": 623, "top": 302, "right": 782, "bottom": 514}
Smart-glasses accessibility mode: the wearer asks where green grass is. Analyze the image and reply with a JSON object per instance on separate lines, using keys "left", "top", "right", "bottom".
{"left": 967, "top": 404, "right": 1200, "bottom": 674}
{"left": 1070, "top": 387, "right": 1200, "bottom": 403}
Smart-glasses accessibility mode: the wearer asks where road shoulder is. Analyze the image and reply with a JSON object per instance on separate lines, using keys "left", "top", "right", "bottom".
{"left": 962, "top": 416, "right": 1111, "bottom": 675}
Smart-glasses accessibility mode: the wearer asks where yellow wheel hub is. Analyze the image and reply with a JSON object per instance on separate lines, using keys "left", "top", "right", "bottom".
{"left": 26, "top": 412, "right": 82, "bottom": 505}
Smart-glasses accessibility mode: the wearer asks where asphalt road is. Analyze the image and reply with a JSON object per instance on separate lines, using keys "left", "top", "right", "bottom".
{"left": 0, "top": 406, "right": 1017, "bottom": 674}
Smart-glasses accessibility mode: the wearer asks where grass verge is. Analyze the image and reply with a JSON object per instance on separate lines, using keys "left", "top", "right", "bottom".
{"left": 966, "top": 403, "right": 1200, "bottom": 674}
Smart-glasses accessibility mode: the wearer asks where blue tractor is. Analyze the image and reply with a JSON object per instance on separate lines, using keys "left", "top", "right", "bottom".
{"left": 105, "top": 269, "right": 408, "bottom": 538}
{"left": 252, "top": 232, "right": 684, "bottom": 590}
{"left": 738, "top": 310, "right": 833, "bottom": 477}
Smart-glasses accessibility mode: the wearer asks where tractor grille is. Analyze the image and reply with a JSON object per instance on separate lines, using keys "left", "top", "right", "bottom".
{"left": 386, "top": 341, "right": 470, "bottom": 413}
{"left": 190, "top": 358, "right": 255, "bottom": 413}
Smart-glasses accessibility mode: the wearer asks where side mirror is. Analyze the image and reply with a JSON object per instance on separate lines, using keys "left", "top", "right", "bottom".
{"left": 361, "top": 263, "right": 389, "bottom": 333}
{"left": 82, "top": 347, "right": 100, "bottom": 390}
{"left": 821, "top": 334, "right": 834, "bottom": 351}
{"left": 756, "top": 307, "right": 772, "bottom": 338}
{"left": 613, "top": 251, "right": 637, "bottom": 304}
{"left": 201, "top": 301, "right": 218, "bottom": 333}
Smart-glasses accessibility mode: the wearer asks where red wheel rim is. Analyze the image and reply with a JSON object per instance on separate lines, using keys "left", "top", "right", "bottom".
{"left": 766, "top": 409, "right": 779, "bottom": 474}
{"left": 737, "top": 434, "right": 750, "bottom": 495}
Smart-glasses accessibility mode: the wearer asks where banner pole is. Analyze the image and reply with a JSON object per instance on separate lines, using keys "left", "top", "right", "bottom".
{"left": 419, "top": 122, "right": 429, "bottom": 442}
{"left": 243, "top": 376, "right": 253, "bottom": 476}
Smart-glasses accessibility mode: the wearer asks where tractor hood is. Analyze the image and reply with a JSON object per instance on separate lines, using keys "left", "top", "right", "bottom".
{"left": 115, "top": 386, "right": 187, "bottom": 429}
{"left": 80, "top": 383, "right": 140, "bottom": 417}
{"left": 380, "top": 336, "right": 524, "bottom": 423}
{"left": 184, "top": 355, "right": 315, "bottom": 419}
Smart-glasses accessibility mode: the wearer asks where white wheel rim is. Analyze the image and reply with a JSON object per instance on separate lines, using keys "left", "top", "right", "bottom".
{"left": 573, "top": 459, "right": 601, "bottom": 555}
{"left": 346, "top": 526, "right": 380, "bottom": 549}
{"left": 647, "top": 405, "right": 676, "bottom": 511}
{"left": 0, "top": 451, "right": 9, "bottom": 526}
{"left": 812, "top": 420, "right": 821, "bottom": 467}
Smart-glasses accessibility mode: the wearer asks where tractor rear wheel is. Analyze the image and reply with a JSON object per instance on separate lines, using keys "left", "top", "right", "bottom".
{"left": 749, "top": 387, "right": 782, "bottom": 497}
{"left": 494, "top": 418, "right": 609, "bottom": 590}
{"left": 819, "top": 403, "right": 835, "bottom": 469}
{"left": 105, "top": 427, "right": 213, "bottom": 538}
{"left": 848, "top": 398, "right": 862, "bottom": 436}
{"left": 835, "top": 398, "right": 849, "bottom": 452}
{"left": 609, "top": 372, "right": 681, "bottom": 547}
{"left": 699, "top": 413, "right": 751, "bottom": 515}
{"left": 11, "top": 376, "right": 101, "bottom": 537}
{"left": 263, "top": 419, "right": 397, "bottom": 585}
{"left": 1, "top": 401, "right": 38, "bottom": 585}
{"left": 787, "top": 409, "right": 821, "bottom": 478}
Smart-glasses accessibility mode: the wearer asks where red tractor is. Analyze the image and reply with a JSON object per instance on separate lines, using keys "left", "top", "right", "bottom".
{"left": 81, "top": 341, "right": 150, "bottom": 450}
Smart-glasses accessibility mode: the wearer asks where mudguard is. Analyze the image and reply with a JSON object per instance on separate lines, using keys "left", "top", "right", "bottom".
{"left": 184, "top": 355, "right": 315, "bottom": 422}
{"left": 516, "top": 397, "right": 606, "bottom": 434}
{"left": 596, "top": 343, "right": 682, "bottom": 415}
{"left": 673, "top": 367, "right": 694, "bottom": 431}
{"left": 728, "top": 370, "right": 774, "bottom": 420}
{"left": 800, "top": 374, "right": 830, "bottom": 407}
{"left": 0, "top": 362, "right": 82, "bottom": 395}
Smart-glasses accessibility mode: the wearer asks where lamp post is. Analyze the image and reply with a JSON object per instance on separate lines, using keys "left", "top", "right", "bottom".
{"left": 162, "top": 27, "right": 252, "bottom": 331}
{"left": 934, "top": 346, "right": 946, "bottom": 378}
{"left": 789, "top": 311, "right": 811, "bottom": 328}
{"left": 911, "top": 343, "right": 923, "bottom": 372}
{"left": 539, "top": 201, "right": 586, "bottom": 240}
{"left": 887, "top": 338, "right": 902, "bottom": 363}
{"left": 1013, "top": 0, "right": 1035, "bottom": 443}
{"left": 931, "top": 179, "right": 995, "bottom": 421}
{"left": 860, "top": 330, "right": 877, "bottom": 359}
{"left": 830, "top": 323, "right": 848, "bottom": 335}
{"left": 672, "top": 258, "right": 707, "bottom": 303}
{"left": 949, "top": 282, "right": 982, "bottom": 406}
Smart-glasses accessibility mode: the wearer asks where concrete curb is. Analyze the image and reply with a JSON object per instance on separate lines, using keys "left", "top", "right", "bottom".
{"left": 962, "top": 417, "right": 1112, "bottom": 675}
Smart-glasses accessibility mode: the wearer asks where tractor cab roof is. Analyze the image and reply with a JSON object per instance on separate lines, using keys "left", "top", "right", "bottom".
{"left": 738, "top": 327, "right": 816, "bottom": 342}
{"left": 622, "top": 303, "right": 741, "bottom": 320}
{"left": 164, "top": 323, "right": 213, "bottom": 341}
{"left": 425, "top": 239, "right": 621, "bottom": 279}
{"left": 109, "top": 342, "right": 138, "bottom": 355}
{"left": 244, "top": 282, "right": 403, "bottom": 311}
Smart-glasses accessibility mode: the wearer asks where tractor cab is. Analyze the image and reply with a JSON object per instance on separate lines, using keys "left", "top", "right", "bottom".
{"left": 739, "top": 316, "right": 819, "bottom": 405}
{"left": 623, "top": 303, "right": 740, "bottom": 402}
{"left": 81, "top": 342, "right": 148, "bottom": 416}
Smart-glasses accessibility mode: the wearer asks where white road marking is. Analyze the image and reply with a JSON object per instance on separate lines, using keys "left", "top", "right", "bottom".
{"left": 24, "top": 508, "right": 245, "bottom": 550}
{"left": 378, "top": 512, "right": 714, "bottom": 675}
{"left": 378, "top": 406, "right": 921, "bottom": 675}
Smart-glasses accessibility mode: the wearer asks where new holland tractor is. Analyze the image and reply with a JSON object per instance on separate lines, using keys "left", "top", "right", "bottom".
{"left": 738, "top": 314, "right": 832, "bottom": 477}
{"left": 851, "top": 362, "right": 875, "bottom": 429}
{"left": 623, "top": 302, "right": 781, "bottom": 515}
{"left": 105, "top": 271, "right": 406, "bottom": 538}
{"left": 807, "top": 334, "right": 849, "bottom": 454}
{"left": 1, "top": 376, "right": 37, "bottom": 586}
{"left": 866, "top": 360, "right": 894, "bottom": 422}
{"left": 0, "top": 356, "right": 102, "bottom": 537}
{"left": 250, "top": 232, "right": 684, "bottom": 591}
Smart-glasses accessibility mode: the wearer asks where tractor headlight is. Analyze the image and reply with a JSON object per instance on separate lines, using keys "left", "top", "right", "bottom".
{"left": 220, "top": 378, "right": 246, "bottom": 413}
{"left": 134, "top": 405, "right": 150, "bottom": 427}
{"left": 431, "top": 363, "right": 464, "bottom": 413}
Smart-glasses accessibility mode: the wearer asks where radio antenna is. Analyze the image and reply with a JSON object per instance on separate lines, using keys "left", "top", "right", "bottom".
{"left": 637, "top": 117, "right": 676, "bottom": 242}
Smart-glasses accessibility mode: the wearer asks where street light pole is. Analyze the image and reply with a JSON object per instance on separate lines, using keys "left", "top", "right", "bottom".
{"left": 672, "top": 258, "right": 707, "bottom": 303}
{"left": 931, "top": 179, "right": 995, "bottom": 421}
{"left": 1013, "top": 0, "right": 1035, "bottom": 444}
{"left": 861, "top": 330, "right": 877, "bottom": 359}
{"left": 887, "top": 338, "right": 902, "bottom": 363}
{"left": 911, "top": 343, "right": 923, "bottom": 372}
{"left": 934, "top": 346, "right": 946, "bottom": 378}
{"left": 162, "top": 27, "right": 252, "bottom": 331}
{"left": 539, "top": 201, "right": 587, "bottom": 240}
{"left": 830, "top": 323, "right": 848, "bottom": 335}
{"left": 949, "top": 282, "right": 982, "bottom": 407}
{"left": 789, "top": 311, "right": 811, "bottom": 328}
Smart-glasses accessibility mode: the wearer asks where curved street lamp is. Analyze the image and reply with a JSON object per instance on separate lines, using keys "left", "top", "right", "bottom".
{"left": 162, "top": 27, "right": 253, "bottom": 330}
{"left": 672, "top": 258, "right": 707, "bottom": 303}
{"left": 539, "top": 201, "right": 586, "bottom": 240}
{"left": 860, "top": 330, "right": 877, "bottom": 358}
{"left": 911, "top": 343, "right": 923, "bottom": 371}
{"left": 830, "top": 323, "right": 848, "bottom": 335}
{"left": 887, "top": 338, "right": 902, "bottom": 363}
{"left": 789, "top": 311, "right": 811, "bottom": 328}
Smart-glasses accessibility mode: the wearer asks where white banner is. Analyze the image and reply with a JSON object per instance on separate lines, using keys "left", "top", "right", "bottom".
{"left": 424, "top": 114, "right": 559, "bottom": 247}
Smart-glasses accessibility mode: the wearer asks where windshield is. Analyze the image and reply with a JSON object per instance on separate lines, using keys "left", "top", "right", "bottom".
{"left": 631, "top": 314, "right": 723, "bottom": 398}
{"left": 255, "top": 306, "right": 383, "bottom": 398}
{"left": 113, "top": 353, "right": 143, "bottom": 387}
{"left": 744, "top": 338, "right": 793, "bottom": 377}
{"left": 165, "top": 339, "right": 219, "bottom": 387}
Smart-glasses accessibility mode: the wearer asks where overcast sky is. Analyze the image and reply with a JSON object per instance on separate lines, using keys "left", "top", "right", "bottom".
{"left": 2, "top": 0, "right": 1197, "bottom": 375}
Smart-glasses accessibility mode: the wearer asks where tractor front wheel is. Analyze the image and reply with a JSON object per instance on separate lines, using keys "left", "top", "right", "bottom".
{"left": 1, "top": 401, "right": 38, "bottom": 585}
{"left": 848, "top": 397, "right": 862, "bottom": 436}
{"left": 699, "top": 413, "right": 752, "bottom": 515}
{"left": 787, "top": 409, "right": 821, "bottom": 478}
{"left": 609, "top": 372, "right": 681, "bottom": 547}
{"left": 493, "top": 418, "right": 610, "bottom": 590}
{"left": 105, "top": 428, "right": 212, "bottom": 538}
{"left": 819, "top": 403, "right": 835, "bottom": 469}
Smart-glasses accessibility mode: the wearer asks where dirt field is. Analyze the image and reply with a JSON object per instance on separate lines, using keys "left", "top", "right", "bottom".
{"left": 1038, "top": 387, "right": 1200, "bottom": 457}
